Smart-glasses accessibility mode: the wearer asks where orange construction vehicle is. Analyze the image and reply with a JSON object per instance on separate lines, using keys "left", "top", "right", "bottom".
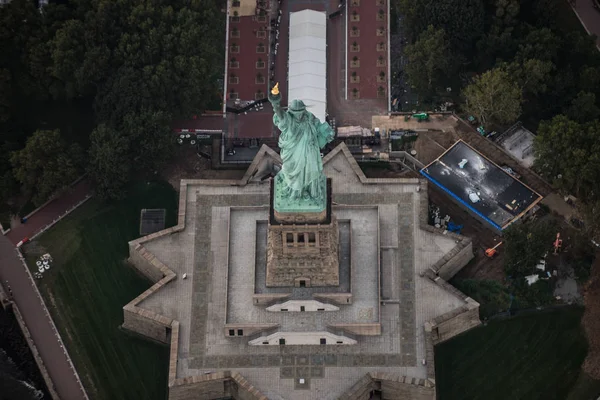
{"left": 485, "top": 242, "right": 503, "bottom": 258}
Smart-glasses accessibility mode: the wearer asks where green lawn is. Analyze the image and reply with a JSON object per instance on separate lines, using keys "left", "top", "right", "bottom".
{"left": 435, "top": 307, "right": 593, "bottom": 400}
{"left": 23, "top": 181, "right": 178, "bottom": 400}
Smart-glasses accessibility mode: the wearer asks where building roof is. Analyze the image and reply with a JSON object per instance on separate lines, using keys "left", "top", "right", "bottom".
{"left": 288, "top": 10, "right": 327, "bottom": 122}
{"left": 420, "top": 140, "right": 542, "bottom": 230}
{"left": 495, "top": 122, "right": 536, "bottom": 168}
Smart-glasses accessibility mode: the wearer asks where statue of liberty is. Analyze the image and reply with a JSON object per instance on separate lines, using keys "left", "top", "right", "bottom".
{"left": 268, "top": 83, "right": 334, "bottom": 210}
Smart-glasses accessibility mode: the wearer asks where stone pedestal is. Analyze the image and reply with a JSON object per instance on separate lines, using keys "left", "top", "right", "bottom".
{"left": 266, "top": 178, "right": 339, "bottom": 287}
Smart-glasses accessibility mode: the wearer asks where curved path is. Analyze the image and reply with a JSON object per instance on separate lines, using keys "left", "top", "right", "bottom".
{"left": 0, "top": 235, "right": 87, "bottom": 400}
{"left": 7, "top": 180, "right": 91, "bottom": 245}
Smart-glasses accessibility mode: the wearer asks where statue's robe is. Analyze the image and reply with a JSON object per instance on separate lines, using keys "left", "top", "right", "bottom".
{"left": 270, "top": 94, "right": 333, "bottom": 200}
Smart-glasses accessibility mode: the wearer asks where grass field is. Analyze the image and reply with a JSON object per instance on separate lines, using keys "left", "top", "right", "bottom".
{"left": 435, "top": 307, "right": 593, "bottom": 400}
{"left": 23, "top": 181, "right": 178, "bottom": 400}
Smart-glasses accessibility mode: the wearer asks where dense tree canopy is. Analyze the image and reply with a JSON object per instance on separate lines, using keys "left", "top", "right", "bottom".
{"left": 534, "top": 115, "right": 600, "bottom": 201}
{"left": 0, "top": 0, "right": 225, "bottom": 209}
{"left": 404, "top": 25, "right": 450, "bottom": 97}
{"left": 10, "top": 129, "right": 82, "bottom": 206}
{"left": 87, "top": 124, "right": 131, "bottom": 200}
{"left": 503, "top": 218, "right": 557, "bottom": 279}
{"left": 463, "top": 68, "right": 522, "bottom": 127}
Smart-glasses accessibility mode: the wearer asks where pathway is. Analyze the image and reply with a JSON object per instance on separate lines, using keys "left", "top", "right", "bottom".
{"left": 571, "top": 0, "right": 600, "bottom": 49}
{"left": 7, "top": 179, "right": 92, "bottom": 245}
{"left": 0, "top": 235, "right": 87, "bottom": 400}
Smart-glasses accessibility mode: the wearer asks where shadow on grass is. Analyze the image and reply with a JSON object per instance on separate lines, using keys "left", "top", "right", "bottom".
{"left": 435, "top": 306, "right": 588, "bottom": 400}
{"left": 22, "top": 180, "right": 178, "bottom": 400}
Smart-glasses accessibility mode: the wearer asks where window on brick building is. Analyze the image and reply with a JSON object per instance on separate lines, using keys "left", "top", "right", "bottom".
{"left": 256, "top": 58, "right": 265, "bottom": 69}
{"left": 377, "top": 55, "right": 385, "bottom": 67}
{"left": 377, "top": 9, "right": 385, "bottom": 21}
{"left": 231, "top": 27, "right": 240, "bottom": 38}
{"left": 351, "top": 0, "right": 359, "bottom": 5}
{"left": 255, "top": 90, "right": 265, "bottom": 100}
{"left": 255, "top": 73, "right": 265, "bottom": 84}
{"left": 230, "top": 43, "right": 240, "bottom": 53}
{"left": 351, "top": 10, "right": 359, "bottom": 21}
{"left": 351, "top": 41, "right": 360, "bottom": 52}
{"left": 256, "top": 43, "right": 266, "bottom": 53}
{"left": 377, "top": 41, "right": 386, "bottom": 51}
{"left": 350, "top": 26, "right": 360, "bottom": 37}
{"left": 351, "top": 56, "right": 360, "bottom": 68}
{"left": 229, "top": 74, "right": 239, "bottom": 84}
{"left": 229, "top": 57, "right": 239, "bottom": 69}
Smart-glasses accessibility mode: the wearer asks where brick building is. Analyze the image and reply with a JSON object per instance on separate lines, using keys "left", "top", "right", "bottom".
{"left": 347, "top": 0, "right": 389, "bottom": 100}
{"left": 226, "top": 0, "right": 271, "bottom": 102}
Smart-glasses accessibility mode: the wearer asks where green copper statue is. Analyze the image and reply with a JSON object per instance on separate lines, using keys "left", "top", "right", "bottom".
{"left": 268, "top": 83, "right": 334, "bottom": 212}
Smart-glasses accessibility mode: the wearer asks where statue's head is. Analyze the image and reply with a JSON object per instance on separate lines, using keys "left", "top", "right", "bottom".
{"left": 288, "top": 99, "right": 307, "bottom": 121}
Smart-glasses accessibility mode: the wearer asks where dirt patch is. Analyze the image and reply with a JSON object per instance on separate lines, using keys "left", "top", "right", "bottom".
{"left": 412, "top": 130, "right": 459, "bottom": 166}
{"left": 162, "top": 146, "right": 246, "bottom": 190}
{"left": 428, "top": 184, "right": 506, "bottom": 281}
{"left": 582, "top": 256, "right": 600, "bottom": 379}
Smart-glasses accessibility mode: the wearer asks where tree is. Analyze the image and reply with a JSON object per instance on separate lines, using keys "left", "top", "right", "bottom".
{"left": 534, "top": 116, "right": 600, "bottom": 200}
{"left": 503, "top": 218, "right": 557, "bottom": 278}
{"left": 564, "top": 91, "right": 600, "bottom": 123}
{"left": 502, "top": 59, "right": 555, "bottom": 97}
{"left": 122, "top": 108, "right": 175, "bottom": 173}
{"left": 404, "top": 25, "right": 450, "bottom": 96}
{"left": 49, "top": 19, "right": 87, "bottom": 98}
{"left": 399, "top": 0, "right": 484, "bottom": 56}
{"left": 463, "top": 68, "right": 522, "bottom": 127}
{"left": 10, "top": 130, "right": 81, "bottom": 205}
{"left": 0, "top": 69, "right": 11, "bottom": 123}
{"left": 516, "top": 27, "right": 561, "bottom": 63}
{"left": 87, "top": 125, "right": 131, "bottom": 200}
{"left": 475, "top": 0, "right": 521, "bottom": 68}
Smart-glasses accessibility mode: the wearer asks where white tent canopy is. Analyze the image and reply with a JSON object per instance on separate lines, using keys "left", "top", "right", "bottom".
{"left": 288, "top": 10, "right": 327, "bottom": 123}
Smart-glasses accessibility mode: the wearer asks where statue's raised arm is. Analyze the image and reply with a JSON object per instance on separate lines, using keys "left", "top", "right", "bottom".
{"left": 268, "top": 83, "right": 286, "bottom": 126}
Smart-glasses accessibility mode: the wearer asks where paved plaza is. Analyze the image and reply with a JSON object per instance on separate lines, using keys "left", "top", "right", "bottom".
{"left": 129, "top": 144, "right": 478, "bottom": 399}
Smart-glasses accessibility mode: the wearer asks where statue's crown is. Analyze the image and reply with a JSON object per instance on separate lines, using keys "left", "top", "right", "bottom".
{"left": 289, "top": 99, "right": 306, "bottom": 112}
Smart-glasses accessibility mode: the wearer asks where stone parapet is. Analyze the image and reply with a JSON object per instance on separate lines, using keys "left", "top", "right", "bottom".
{"left": 252, "top": 293, "right": 291, "bottom": 305}
{"left": 223, "top": 324, "right": 279, "bottom": 338}
{"left": 338, "top": 372, "right": 435, "bottom": 400}
{"left": 169, "top": 372, "right": 230, "bottom": 400}
{"left": 313, "top": 292, "right": 352, "bottom": 305}
{"left": 328, "top": 323, "right": 381, "bottom": 336}
{"left": 337, "top": 374, "right": 376, "bottom": 400}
